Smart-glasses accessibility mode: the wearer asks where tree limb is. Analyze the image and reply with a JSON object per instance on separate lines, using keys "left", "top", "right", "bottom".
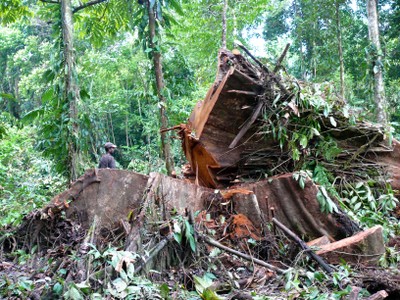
{"left": 40, "top": 0, "right": 60, "bottom": 4}
{"left": 73, "top": 0, "right": 109, "bottom": 13}
{"left": 236, "top": 44, "right": 270, "bottom": 73}
{"left": 133, "top": 233, "right": 174, "bottom": 275}
{"left": 201, "top": 234, "right": 286, "bottom": 274}
{"left": 274, "top": 43, "right": 290, "bottom": 73}
{"left": 272, "top": 218, "right": 333, "bottom": 274}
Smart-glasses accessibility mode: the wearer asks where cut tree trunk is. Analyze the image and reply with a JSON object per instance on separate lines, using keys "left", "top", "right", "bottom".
{"left": 232, "top": 173, "right": 359, "bottom": 241}
{"left": 316, "top": 225, "right": 385, "bottom": 265}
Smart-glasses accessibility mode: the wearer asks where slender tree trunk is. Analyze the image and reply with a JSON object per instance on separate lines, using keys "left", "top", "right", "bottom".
{"left": 146, "top": 0, "right": 175, "bottom": 175}
{"left": 232, "top": 3, "right": 237, "bottom": 39}
{"left": 336, "top": 0, "right": 345, "bottom": 100}
{"left": 109, "top": 113, "right": 115, "bottom": 143}
{"left": 61, "top": 0, "right": 80, "bottom": 182}
{"left": 221, "top": 0, "right": 227, "bottom": 49}
{"left": 367, "top": 0, "right": 387, "bottom": 125}
{"left": 125, "top": 115, "right": 130, "bottom": 147}
{"left": 293, "top": 0, "right": 305, "bottom": 79}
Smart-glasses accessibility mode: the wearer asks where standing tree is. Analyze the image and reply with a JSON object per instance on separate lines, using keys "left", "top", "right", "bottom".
{"left": 39, "top": 0, "right": 108, "bottom": 182}
{"left": 60, "top": 0, "right": 80, "bottom": 182}
{"left": 335, "top": 0, "right": 345, "bottom": 99}
{"left": 221, "top": 0, "right": 227, "bottom": 49}
{"left": 140, "top": 0, "right": 176, "bottom": 175}
{"left": 367, "top": 0, "right": 387, "bottom": 125}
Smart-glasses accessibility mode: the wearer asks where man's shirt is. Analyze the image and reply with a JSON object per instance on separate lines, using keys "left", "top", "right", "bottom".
{"left": 98, "top": 153, "right": 116, "bottom": 168}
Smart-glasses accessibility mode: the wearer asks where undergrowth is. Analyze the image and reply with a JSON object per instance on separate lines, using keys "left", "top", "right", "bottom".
{"left": 0, "top": 117, "right": 65, "bottom": 227}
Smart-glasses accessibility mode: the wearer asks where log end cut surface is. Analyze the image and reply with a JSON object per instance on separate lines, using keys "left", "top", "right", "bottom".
{"left": 65, "top": 169, "right": 149, "bottom": 232}
{"left": 316, "top": 225, "right": 385, "bottom": 265}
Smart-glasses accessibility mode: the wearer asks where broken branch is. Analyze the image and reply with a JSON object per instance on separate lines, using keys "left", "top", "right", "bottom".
{"left": 365, "top": 290, "right": 389, "bottom": 300}
{"left": 274, "top": 43, "right": 290, "bottom": 73}
{"left": 134, "top": 234, "right": 174, "bottom": 275}
{"left": 272, "top": 218, "right": 333, "bottom": 274}
{"left": 201, "top": 234, "right": 286, "bottom": 274}
{"left": 73, "top": 0, "right": 108, "bottom": 13}
{"left": 236, "top": 44, "right": 270, "bottom": 73}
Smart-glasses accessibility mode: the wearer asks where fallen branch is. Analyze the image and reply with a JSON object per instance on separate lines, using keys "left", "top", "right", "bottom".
{"left": 366, "top": 290, "right": 389, "bottom": 300}
{"left": 200, "top": 234, "right": 286, "bottom": 274}
{"left": 236, "top": 44, "right": 270, "bottom": 73}
{"left": 134, "top": 233, "right": 174, "bottom": 275}
{"left": 90, "top": 233, "right": 174, "bottom": 282}
{"left": 272, "top": 218, "right": 333, "bottom": 274}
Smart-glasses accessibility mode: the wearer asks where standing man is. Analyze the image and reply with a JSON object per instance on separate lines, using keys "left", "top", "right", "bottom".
{"left": 98, "top": 142, "right": 117, "bottom": 168}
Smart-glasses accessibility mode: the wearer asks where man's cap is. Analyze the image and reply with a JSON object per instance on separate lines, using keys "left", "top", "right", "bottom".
{"left": 104, "top": 142, "right": 117, "bottom": 149}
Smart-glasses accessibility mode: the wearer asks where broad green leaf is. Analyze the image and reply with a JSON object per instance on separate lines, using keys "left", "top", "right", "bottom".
{"left": 292, "top": 148, "right": 300, "bottom": 161}
{"left": 356, "top": 182, "right": 364, "bottom": 189}
{"left": 299, "top": 176, "right": 305, "bottom": 189}
{"left": 173, "top": 232, "right": 182, "bottom": 244}
{"left": 80, "top": 89, "right": 90, "bottom": 100}
{"left": 76, "top": 282, "right": 91, "bottom": 295}
{"left": 64, "top": 286, "right": 83, "bottom": 300}
{"left": 160, "top": 283, "right": 170, "bottom": 299}
{"left": 354, "top": 202, "right": 362, "bottom": 211}
{"left": 329, "top": 116, "right": 337, "bottom": 127}
{"left": 21, "top": 108, "right": 44, "bottom": 125}
{"left": 42, "top": 88, "right": 55, "bottom": 103}
{"left": 311, "top": 128, "right": 320, "bottom": 137}
{"left": 112, "top": 278, "right": 128, "bottom": 293}
{"left": 202, "top": 288, "right": 223, "bottom": 300}
{"left": 53, "top": 282, "right": 63, "bottom": 295}
{"left": 300, "top": 135, "right": 308, "bottom": 148}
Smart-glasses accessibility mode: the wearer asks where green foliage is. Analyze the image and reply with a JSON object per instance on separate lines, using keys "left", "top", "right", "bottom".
{"left": 0, "top": 0, "right": 32, "bottom": 25}
{"left": 280, "top": 263, "right": 370, "bottom": 299}
{"left": 193, "top": 273, "right": 222, "bottom": 300}
{"left": 292, "top": 170, "right": 309, "bottom": 189}
{"left": 0, "top": 276, "right": 34, "bottom": 298}
{"left": 2, "top": 1, "right": 400, "bottom": 299}
{"left": 341, "top": 181, "right": 400, "bottom": 237}
{"left": 84, "top": 245, "right": 169, "bottom": 299}
{"left": 263, "top": 81, "right": 345, "bottom": 167}
{"left": 316, "top": 186, "right": 339, "bottom": 214}
{"left": 0, "top": 120, "right": 65, "bottom": 227}
{"left": 173, "top": 215, "right": 196, "bottom": 252}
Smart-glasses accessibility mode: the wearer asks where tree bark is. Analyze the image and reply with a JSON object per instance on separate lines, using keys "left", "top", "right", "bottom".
{"left": 61, "top": 0, "right": 80, "bottom": 182}
{"left": 336, "top": 0, "right": 345, "bottom": 100}
{"left": 146, "top": 0, "right": 175, "bottom": 175}
{"left": 367, "top": 0, "right": 387, "bottom": 125}
{"left": 221, "top": 0, "right": 227, "bottom": 49}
